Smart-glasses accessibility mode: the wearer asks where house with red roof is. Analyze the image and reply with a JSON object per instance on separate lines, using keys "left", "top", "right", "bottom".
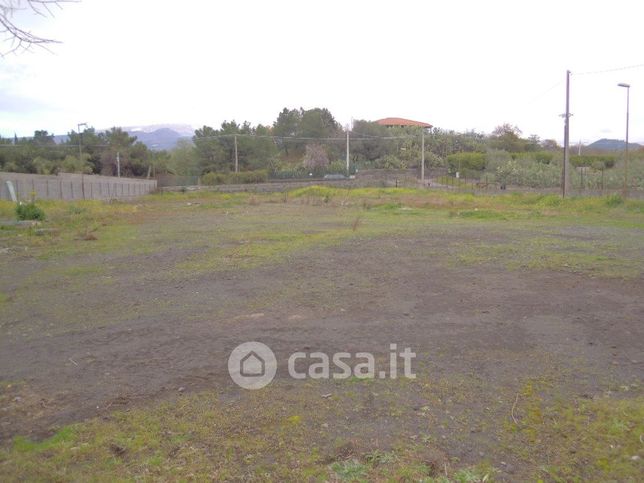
{"left": 375, "top": 117, "right": 433, "bottom": 129}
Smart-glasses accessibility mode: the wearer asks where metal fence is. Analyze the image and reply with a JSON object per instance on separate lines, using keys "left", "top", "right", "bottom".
{"left": 0, "top": 172, "right": 157, "bottom": 202}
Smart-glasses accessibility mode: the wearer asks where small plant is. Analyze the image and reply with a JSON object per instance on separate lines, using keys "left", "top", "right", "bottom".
{"left": 16, "top": 201, "right": 46, "bottom": 221}
{"left": 331, "top": 459, "right": 368, "bottom": 481}
{"left": 604, "top": 193, "right": 624, "bottom": 207}
{"left": 364, "top": 449, "right": 397, "bottom": 466}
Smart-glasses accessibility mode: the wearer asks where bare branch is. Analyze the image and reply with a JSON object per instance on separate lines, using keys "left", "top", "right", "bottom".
{"left": 1, "top": 0, "right": 75, "bottom": 55}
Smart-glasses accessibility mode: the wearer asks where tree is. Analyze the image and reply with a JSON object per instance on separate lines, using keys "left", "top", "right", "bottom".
{"left": 192, "top": 121, "right": 278, "bottom": 174}
{"left": 298, "top": 108, "right": 340, "bottom": 139}
{"left": 272, "top": 108, "right": 301, "bottom": 155}
{"left": 350, "top": 120, "right": 390, "bottom": 163}
{"left": 60, "top": 154, "right": 93, "bottom": 174}
{"left": 490, "top": 123, "right": 539, "bottom": 153}
{"left": 32, "top": 130, "right": 55, "bottom": 146}
{"left": 169, "top": 139, "right": 200, "bottom": 176}
{"left": 65, "top": 127, "right": 104, "bottom": 173}
{"left": 303, "top": 144, "right": 329, "bottom": 170}
{"left": 100, "top": 127, "right": 149, "bottom": 176}
{"left": 540, "top": 139, "right": 560, "bottom": 151}
{"left": 193, "top": 125, "right": 224, "bottom": 173}
{"left": 1, "top": 1, "right": 70, "bottom": 54}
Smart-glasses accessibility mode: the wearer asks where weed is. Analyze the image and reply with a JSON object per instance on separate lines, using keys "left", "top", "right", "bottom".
{"left": 364, "top": 449, "right": 397, "bottom": 466}
{"left": 605, "top": 193, "right": 624, "bottom": 207}
{"left": 16, "top": 202, "right": 45, "bottom": 221}
{"left": 331, "top": 459, "right": 368, "bottom": 481}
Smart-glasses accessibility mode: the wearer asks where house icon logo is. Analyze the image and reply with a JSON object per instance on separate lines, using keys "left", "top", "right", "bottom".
{"left": 228, "top": 342, "right": 277, "bottom": 389}
{"left": 240, "top": 351, "right": 265, "bottom": 377}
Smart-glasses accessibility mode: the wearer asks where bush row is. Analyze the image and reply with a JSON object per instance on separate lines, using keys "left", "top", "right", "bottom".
{"left": 201, "top": 170, "right": 269, "bottom": 185}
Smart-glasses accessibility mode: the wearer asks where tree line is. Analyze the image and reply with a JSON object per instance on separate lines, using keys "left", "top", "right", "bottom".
{"left": 2, "top": 107, "right": 575, "bottom": 179}
{"left": 0, "top": 127, "right": 155, "bottom": 177}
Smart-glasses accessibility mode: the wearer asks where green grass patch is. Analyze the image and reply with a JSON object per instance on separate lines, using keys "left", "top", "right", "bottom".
{"left": 503, "top": 381, "right": 644, "bottom": 482}
{"left": 12, "top": 426, "right": 76, "bottom": 453}
{"left": 0, "top": 380, "right": 478, "bottom": 481}
{"left": 452, "top": 209, "right": 507, "bottom": 220}
{"left": 451, "top": 230, "right": 643, "bottom": 278}
{"left": 3, "top": 375, "right": 639, "bottom": 481}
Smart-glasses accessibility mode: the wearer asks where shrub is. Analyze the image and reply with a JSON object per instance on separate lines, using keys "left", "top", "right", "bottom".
{"left": 373, "top": 154, "right": 406, "bottom": 169}
{"left": 228, "top": 170, "right": 268, "bottom": 184}
{"left": 200, "top": 172, "right": 227, "bottom": 185}
{"left": 534, "top": 151, "right": 555, "bottom": 164}
{"left": 605, "top": 194, "right": 624, "bottom": 207}
{"left": 571, "top": 154, "right": 616, "bottom": 169}
{"left": 200, "top": 170, "right": 268, "bottom": 185}
{"left": 446, "top": 152, "right": 486, "bottom": 171}
{"left": 16, "top": 201, "right": 46, "bottom": 221}
{"left": 424, "top": 152, "right": 445, "bottom": 168}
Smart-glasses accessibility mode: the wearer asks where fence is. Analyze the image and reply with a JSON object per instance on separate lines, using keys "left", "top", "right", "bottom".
{"left": 0, "top": 172, "right": 157, "bottom": 202}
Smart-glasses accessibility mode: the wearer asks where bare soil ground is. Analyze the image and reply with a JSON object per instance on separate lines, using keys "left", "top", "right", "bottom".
{"left": 0, "top": 190, "right": 642, "bottom": 480}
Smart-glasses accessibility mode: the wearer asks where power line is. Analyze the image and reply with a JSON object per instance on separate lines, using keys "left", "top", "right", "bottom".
{"left": 574, "top": 62, "right": 644, "bottom": 76}
{"left": 527, "top": 79, "right": 564, "bottom": 105}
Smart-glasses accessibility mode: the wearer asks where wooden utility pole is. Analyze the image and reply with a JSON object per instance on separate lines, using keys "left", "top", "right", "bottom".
{"left": 234, "top": 135, "right": 239, "bottom": 173}
{"left": 346, "top": 130, "right": 350, "bottom": 174}
{"left": 420, "top": 131, "right": 425, "bottom": 184}
{"left": 618, "top": 83, "right": 631, "bottom": 197}
{"left": 562, "top": 70, "right": 571, "bottom": 197}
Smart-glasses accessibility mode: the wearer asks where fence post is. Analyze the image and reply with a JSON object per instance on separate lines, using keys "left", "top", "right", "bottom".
{"left": 59, "top": 180, "right": 63, "bottom": 200}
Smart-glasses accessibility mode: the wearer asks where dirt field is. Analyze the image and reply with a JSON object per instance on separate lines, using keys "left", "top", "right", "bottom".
{"left": 1, "top": 188, "right": 643, "bottom": 481}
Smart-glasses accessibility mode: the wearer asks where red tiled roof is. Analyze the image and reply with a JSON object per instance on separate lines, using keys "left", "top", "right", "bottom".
{"left": 375, "top": 117, "right": 433, "bottom": 128}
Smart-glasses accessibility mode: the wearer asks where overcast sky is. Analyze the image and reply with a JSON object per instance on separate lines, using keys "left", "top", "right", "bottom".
{"left": 1, "top": 0, "right": 643, "bottom": 144}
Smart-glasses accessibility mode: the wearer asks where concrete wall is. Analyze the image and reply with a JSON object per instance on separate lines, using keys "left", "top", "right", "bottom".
{"left": 0, "top": 172, "right": 157, "bottom": 202}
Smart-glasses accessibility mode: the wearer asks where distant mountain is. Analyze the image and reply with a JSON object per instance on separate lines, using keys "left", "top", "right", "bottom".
{"left": 126, "top": 124, "right": 194, "bottom": 137}
{"left": 53, "top": 124, "right": 195, "bottom": 151}
{"left": 586, "top": 138, "right": 641, "bottom": 151}
{"left": 128, "top": 128, "right": 191, "bottom": 151}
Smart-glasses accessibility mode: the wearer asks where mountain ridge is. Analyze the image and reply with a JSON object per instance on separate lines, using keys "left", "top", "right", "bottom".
{"left": 586, "top": 138, "right": 641, "bottom": 151}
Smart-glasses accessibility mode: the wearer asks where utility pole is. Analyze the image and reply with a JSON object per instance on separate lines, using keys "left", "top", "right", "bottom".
{"left": 234, "top": 135, "right": 239, "bottom": 173}
{"left": 562, "top": 70, "right": 571, "bottom": 198}
{"left": 77, "top": 122, "right": 87, "bottom": 164}
{"left": 618, "top": 83, "right": 630, "bottom": 197}
{"left": 116, "top": 151, "right": 121, "bottom": 177}
{"left": 346, "top": 129, "right": 350, "bottom": 174}
{"left": 420, "top": 130, "right": 425, "bottom": 184}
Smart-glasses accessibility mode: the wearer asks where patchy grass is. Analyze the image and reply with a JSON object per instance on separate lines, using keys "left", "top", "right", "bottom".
{"left": 1, "top": 188, "right": 643, "bottom": 480}
{"left": 450, "top": 230, "right": 643, "bottom": 278}
{"left": 502, "top": 380, "right": 644, "bottom": 482}
{"left": 1, "top": 374, "right": 640, "bottom": 481}
{"left": 0, "top": 379, "right": 442, "bottom": 481}
{"left": 0, "top": 375, "right": 497, "bottom": 482}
